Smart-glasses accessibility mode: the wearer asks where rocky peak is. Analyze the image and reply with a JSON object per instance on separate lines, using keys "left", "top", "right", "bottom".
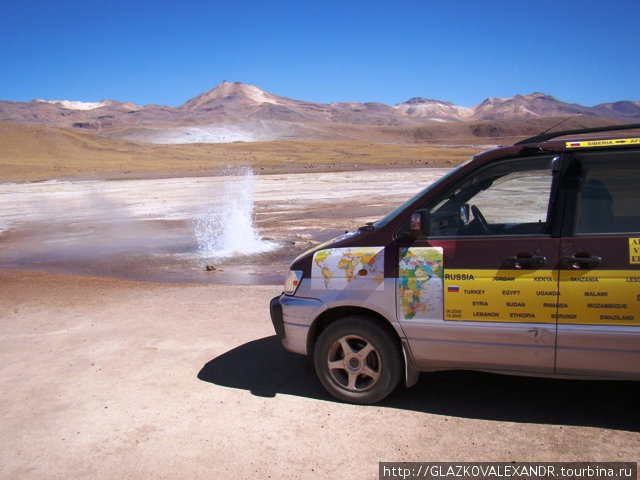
{"left": 178, "top": 81, "right": 287, "bottom": 111}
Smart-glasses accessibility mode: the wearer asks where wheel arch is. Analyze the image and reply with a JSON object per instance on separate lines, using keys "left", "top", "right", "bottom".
{"left": 308, "top": 305, "right": 423, "bottom": 387}
{"left": 308, "top": 306, "right": 399, "bottom": 352}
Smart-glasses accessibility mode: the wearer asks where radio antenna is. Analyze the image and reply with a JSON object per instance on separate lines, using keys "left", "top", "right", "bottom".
{"left": 541, "top": 115, "right": 578, "bottom": 135}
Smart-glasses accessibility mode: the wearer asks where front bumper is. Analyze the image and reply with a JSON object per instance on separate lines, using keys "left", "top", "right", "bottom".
{"left": 269, "top": 294, "right": 328, "bottom": 355}
{"left": 269, "top": 295, "right": 285, "bottom": 339}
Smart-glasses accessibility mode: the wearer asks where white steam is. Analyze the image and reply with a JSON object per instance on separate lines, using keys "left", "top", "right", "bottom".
{"left": 194, "top": 168, "right": 276, "bottom": 258}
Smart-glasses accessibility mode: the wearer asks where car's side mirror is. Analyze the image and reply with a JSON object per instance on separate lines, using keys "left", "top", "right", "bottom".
{"left": 408, "top": 210, "right": 430, "bottom": 237}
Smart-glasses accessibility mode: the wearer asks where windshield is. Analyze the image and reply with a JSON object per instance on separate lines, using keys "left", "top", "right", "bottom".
{"left": 373, "top": 161, "right": 470, "bottom": 229}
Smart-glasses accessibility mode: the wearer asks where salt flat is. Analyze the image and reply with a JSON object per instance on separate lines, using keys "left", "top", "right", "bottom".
{"left": 0, "top": 168, "right": 450, "bottom": 284}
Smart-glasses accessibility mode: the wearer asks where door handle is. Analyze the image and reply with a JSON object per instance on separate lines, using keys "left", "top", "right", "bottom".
{"left": 505, "top": 255, "right": 547, "bottom": 269}
{"left": 562, "top": 255, "right": 602, "bottom": 269}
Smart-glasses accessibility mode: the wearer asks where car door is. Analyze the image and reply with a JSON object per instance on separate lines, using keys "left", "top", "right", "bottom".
{"left": 556, "top": 149, "right": 640, "bottom": 378}
{"left": 397, "top": 155, "right": 561, "bottom": 373}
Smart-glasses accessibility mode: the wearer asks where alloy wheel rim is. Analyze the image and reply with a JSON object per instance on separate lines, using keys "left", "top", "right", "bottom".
{"left": 326, "top": 335, "right": 382, "bottom": 392}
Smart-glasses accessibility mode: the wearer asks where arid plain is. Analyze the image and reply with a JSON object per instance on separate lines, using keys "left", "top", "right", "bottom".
{"left": 1, "top": 123, "right": 638, "bottom": 479}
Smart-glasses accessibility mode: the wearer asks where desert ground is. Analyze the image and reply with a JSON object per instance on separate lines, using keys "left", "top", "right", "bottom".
{"left": 1, "top": 136, "right": 639, "bottom": 479}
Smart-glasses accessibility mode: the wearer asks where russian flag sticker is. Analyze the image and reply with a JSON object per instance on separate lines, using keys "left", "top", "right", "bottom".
{"left": 448, "top": 285, "right": 460, "bottom": 293}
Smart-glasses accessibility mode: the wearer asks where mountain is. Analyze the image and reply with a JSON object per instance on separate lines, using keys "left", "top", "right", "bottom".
{"left": 0, "top": 82, "right": 637, "bottom": 144}
{"left": 0, "top": 98, "right": 143, "bottom": 128}
{"left": 35, "top": 99, "right": 141, "bottom": 112}
{"left": 179, "top": 81, "right": 293, "bottom": 111}
{"left": 468, "top": 93, "right": 596, "bottom": 120}
{"left": 592, "top": 100, "right": 640, "bottom": 121}
{"left": 394, "top": 98, "right": 474, "bottom": 121}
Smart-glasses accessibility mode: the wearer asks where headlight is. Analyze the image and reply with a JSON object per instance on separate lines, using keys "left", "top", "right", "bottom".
{"left": 284, "top": 270, "right": 303, "bottom": 295}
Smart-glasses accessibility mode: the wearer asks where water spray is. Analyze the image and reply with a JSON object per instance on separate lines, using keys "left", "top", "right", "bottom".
{"left": 194, "top": 167, "right": 276, "bottom": 259}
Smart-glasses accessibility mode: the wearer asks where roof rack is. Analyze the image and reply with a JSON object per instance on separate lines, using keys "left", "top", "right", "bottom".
{"left": 515, "top": 122, "right": 640, "bottom": 146}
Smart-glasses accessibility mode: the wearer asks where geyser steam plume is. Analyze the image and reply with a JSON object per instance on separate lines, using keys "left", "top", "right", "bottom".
{"left": 194, "top": 167, "right": 276, "bottom": 258}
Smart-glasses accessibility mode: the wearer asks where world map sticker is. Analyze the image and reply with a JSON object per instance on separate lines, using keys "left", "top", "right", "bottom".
{"left": 398, "top": 247, "right": 444, "bottom": 320}
{"left": 311, "top": 247, "right": 385, "bottom": 290}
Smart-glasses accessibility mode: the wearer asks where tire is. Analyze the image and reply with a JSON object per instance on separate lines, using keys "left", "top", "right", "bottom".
{"left": 313, "top": 315, "right": 402, "bottom": 404}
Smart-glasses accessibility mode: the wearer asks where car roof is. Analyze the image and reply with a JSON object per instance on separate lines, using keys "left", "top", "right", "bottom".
{"left": 514, "top": 122, "right": 640, "bottom": 147}
{"left": 472, "top": 123, "right": 640, "bottom": 165}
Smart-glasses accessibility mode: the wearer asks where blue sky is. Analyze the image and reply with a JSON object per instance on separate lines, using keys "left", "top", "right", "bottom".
{"left": 1, "top": 0, "right": 638, "bottom": 107}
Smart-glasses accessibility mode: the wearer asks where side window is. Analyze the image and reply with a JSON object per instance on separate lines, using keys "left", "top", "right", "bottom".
{"left": 426, "top": 156, "right": 555, "bottom": 237}
{"left": 576, "top": 152, "right": 640, "bottom": 234}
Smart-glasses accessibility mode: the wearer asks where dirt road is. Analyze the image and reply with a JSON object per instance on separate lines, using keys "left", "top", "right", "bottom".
{"left": 1, "top": 270, "right": 638, "bottom": 479}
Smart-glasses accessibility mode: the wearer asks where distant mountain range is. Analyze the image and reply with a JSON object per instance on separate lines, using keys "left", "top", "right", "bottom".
{"left": 1, "top": 81, "right": 638, "bottom": 144}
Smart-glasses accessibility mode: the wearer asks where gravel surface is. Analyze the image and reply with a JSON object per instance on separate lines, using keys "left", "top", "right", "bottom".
{"left": 1, "top": 169, "right": 638, "bottom": 479}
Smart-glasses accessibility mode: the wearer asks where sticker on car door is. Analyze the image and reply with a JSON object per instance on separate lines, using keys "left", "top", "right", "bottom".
{"left": 443, "top": 269, "right": 559, "bottom": 323}
{"left": 630, "top": 238, "right": 640, "bottom": 264}
{"left": 311, "top": 247, "right": 385, "bottom": 290}
{"left": 397, "top": 247, "right": 443, "bottom": 320}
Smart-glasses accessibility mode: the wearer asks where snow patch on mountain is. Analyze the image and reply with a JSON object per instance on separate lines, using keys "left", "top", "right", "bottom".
{"left": 235, "top": 84, "right": 281, "bottom": 105}
{"left": 394, "top": 98, "right": 473, "bottom": 119}
{"left": 34, "top": 99, "right": 142, "bottom": 112}
{"left": 37, "top": 99, "right": 110, "bottom": 111}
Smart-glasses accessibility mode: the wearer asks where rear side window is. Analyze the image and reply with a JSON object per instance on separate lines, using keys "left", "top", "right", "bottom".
{"left": 576, "top": 151, "right": 640, "bottom": 234}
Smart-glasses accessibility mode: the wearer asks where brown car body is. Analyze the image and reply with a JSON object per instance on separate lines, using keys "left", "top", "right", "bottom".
{"left": 271, "top": 124, "right": 640, "bottom": 403}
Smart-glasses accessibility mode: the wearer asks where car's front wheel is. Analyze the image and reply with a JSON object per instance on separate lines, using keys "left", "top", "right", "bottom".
{"left": 313, "top": 315, "right": 402, "bottom": 404}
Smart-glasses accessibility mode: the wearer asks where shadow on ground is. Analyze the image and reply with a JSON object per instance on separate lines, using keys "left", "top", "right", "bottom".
{"left": 198, "top": 336, "right": 640, "bottom": 432}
